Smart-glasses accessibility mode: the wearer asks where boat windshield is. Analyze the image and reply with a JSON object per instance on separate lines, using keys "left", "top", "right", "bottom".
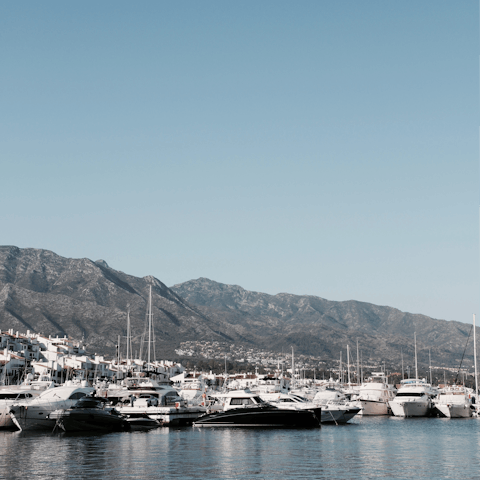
{"left": 73, "top": 397, "right": 106, "bottom": 409}
{"left": 0, "top": 393, "right": 33, "bottom": 400}
{"left": 291, "top": 395, "right": 307, "bottom": 402}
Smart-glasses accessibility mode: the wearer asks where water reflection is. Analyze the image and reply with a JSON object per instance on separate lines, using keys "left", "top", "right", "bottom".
{"left": 1, "top": 418, "right": 480, "bottom": 479}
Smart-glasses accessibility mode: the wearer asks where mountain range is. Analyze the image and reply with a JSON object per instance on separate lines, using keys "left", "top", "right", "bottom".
{"left": 0, "top": 246, "right": 475, "bottom": 369}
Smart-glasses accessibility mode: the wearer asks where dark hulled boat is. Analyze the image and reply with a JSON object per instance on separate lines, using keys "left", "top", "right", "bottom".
{"left": 124, "top": 413, "right": 161, "bottom": 430}
{"left": 193, "top": 390, "right": 320, "bottom": 428}
{"left": 49, "top": 396, "right": 130, "bottom": 432}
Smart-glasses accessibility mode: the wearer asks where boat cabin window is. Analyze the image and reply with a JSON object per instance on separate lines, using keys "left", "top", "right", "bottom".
{"left": 230, "top": 398, "right": 255, "bottom": 406}
{"left": 279, "top": 398, "right": 295, "bottom": 403}
{"left": 68, "top": 392, "right": 88, "bottom": 400}
{"left": 395, "top": 392, "right": 425, "bottom": 397}
{"left": 165, "top": 393, "right": 180, "bottom": 401}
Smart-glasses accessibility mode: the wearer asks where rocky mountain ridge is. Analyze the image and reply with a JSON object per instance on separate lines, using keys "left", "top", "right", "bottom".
{"left": 0, "top": 246, "right": 475, "bottom": 368}
{"left": 171, "top": 278, "right": 476, "bottom": 368}
{"left": 0, "top": 246, "right": 231, "bottom": 356}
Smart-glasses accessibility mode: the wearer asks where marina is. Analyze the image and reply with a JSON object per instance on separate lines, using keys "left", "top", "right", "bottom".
{"left": 2, "top": 1, "right": 476, "bottom": 478}
{"left": 2, "top": 416, "right": 480, "bottom": 480}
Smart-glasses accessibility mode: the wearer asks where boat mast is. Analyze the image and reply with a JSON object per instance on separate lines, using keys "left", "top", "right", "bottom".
{"left": 126, "top": 307, "right": 131, "bottom": 364}
{"left": 347, "top": 345, "right": 351, "bottom": 385}
{"left": 356, "top": 339, "right": 360, "bottom": 384}
{"left": 291, "top": 346, "right": 295, "bottom": 388}
{"left": 224, "top": 354, "right": 228, "bottom": 389}
{"left": 401, "top": 349, "right": 404, "bottom": 380}
{"left": 360, "top": 350, "right": 363, "bottom": 383}
{"left": 429, "top": 348, "right": 432, "bottom": 384}
{"left": 474, "top": 314, "right": 478, "bottom": 401}
{"left": 147, "top": 285, "right": 152, "bottom": 369}
{"left": 414, "top": 332, "right": 418, "bottom": 380}
{"left": 117, "top": 334, "right": 121, "bottom": 366}
{"left": 339, "top": 351, "right": 342, "bottom": 383}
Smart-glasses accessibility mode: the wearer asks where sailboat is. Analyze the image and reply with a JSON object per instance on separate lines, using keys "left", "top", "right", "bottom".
{"left": 471, "top": 314, "right": 480, "bottom": 417}
{"left": 139, "top": 285, "right": 156, "bottom": 370}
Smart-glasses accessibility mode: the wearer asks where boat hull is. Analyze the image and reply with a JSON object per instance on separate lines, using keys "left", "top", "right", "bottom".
{"left": 357, "top": 400, "right": 390, "bottom": 416}
{"left": 118, "top": 405, "right": 206, "bottom": 426}
{"left": 49, "top": 409, "right": 129, "bottom": 432}
{"left": 435, "top": 404, "right": 472, "bottom": 418}
{"left": 321, "top": 406, "right": 361, "bottom": 423}
{"left": 10, "top": 405, "right": 56, "bottom": 431}
{"left": 389, "top": 400, "right": 430, "bottom": 417}
{"left": 194, "top": 407, "right": 320, "bottom": 428}
{"left": 0, "top": 408, "right": 15, "bottom": 429}
{"left": 125, "top": 416, "right": 161, "bottom": 430}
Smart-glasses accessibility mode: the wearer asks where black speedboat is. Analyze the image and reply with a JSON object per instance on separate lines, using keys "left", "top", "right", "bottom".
{"left": 124, "top": 413, "right": 161, "bottom": 430}
{"left": 193, "top": 390, "right": 320, "bottom": 428}
{"left": 49, "top": 396, "right": 130, "bottom": 432}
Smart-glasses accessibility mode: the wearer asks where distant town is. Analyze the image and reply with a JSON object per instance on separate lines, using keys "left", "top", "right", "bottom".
{"left": 174, "top": 340, "right": 472, "bottom": 386}
{"left": 0, "top": 329, "right": 473, "bottom": 387}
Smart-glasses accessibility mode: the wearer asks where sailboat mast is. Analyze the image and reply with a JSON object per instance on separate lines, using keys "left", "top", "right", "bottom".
{"left": 147, "top": 285, "right": 152, "bottom": 368}
{"left": 414, "top": 332, "right": 418, "bottom": 380}
{"left": 291, "top": 346, "right": 295, "bottom": 388}
{"left": 474, "top": 314, "right": 478, "bottom": 401}
{"left": 126, "top": 308, "right": 131, "bottom": 364}
{"left": 224, "top": 354, "right": 228, "bottom": 388}
{"left": 339, "top": 351, "right": 342, "bottom": 383}
{"left": 347, "top": 345, "right": 351, "bottom": 385}
{"left": 429, "top": 348, "right": 432, "bottom": 384}
{"left": 401, "top": 349, "right": 404, "bottom": 380}
{"left": 356, "top": 339, "right": 360, "bottom": 384}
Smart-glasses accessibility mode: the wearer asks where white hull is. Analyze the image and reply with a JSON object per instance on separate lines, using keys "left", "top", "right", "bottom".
{"left": 8, "top": 384, "right": 94, "bottom": 431}
{"left": 0, "top": 408, "right": 14, "bottom": 428}
{"left": 10, "top": 405, "right": 57, "bottom": 431}
{"left": 0, "top": 387, "right": 50, "bottom": 429}
{"left": 118, "top": 405, "right": 206, "bottom": 426}
{"left": 435, "top": 403, "right": 472, "bottom": 418}
{"left": 321, "top": 405, "right": 361, "bottom": 423}
{"left": 389, "top": 400, "right": 430, "bottom": 417}
{"left": 357, "top": 400, "right": 390, "bottom": 416}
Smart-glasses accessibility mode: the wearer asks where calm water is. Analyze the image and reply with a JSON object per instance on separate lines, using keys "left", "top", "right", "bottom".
{"left": 1, "top": 417, "right": 480, "bottom": 480}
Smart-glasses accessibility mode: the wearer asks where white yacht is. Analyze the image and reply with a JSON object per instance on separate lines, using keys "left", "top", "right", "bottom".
{"left": 249, "top": 376, "right": 290, "bottom": 396}
{"left": 389, "top": 333, "right": 437, "bottom": 418}
{"left": 353, "top": 372, "right": 396, "bottom": 416}
{"left": 312, "top": 387, "right": 362, "bottom": 423}
{"left": 389, "top": 379, "right": 436, "bottom": 417}
{"left": 116, "top": 387, "right": 206, "bottom": 426}
{"left": 171, "top": 372, "right": 208, "bottom": 403}
{"left": 0, "top": 390, "right": 37, "bottom": 428}
{"left": 0, "top": 374, "right": 57, "bottom": 428}
{"left": 98, "top": 375, "right": 173, "bottom": 403}
{"left": 9, "top": 381, "right": 94, "bottom": 431}
{"left": 434, "top": 385, "right": 474, "bottom": 418}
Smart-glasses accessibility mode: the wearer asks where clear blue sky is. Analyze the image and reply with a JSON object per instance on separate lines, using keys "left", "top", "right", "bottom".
{"left": 2, "top": 1, "right": 478, "bottom": 323}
